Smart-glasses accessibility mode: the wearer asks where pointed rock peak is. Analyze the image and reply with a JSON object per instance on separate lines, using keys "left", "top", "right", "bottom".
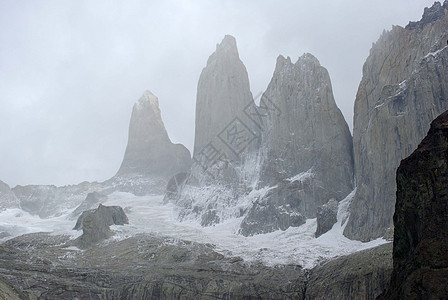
{"left": 207, "top": 35, "right": 239, "bottom": 65}
{"left": 137, "top": 90, "right": 159, "bottom": 110}
{"left": 297, "top": 53, "right": 321, "bottom": 66}
{"left": 274, "top": 55, "right": 293, "bottom": 73}
{"left": 217, "top": 35, "right": 238, "bottom": 53}
{"left": 116, "top": 91, "right": 191, "bottom": 179}
{"left": 276, "top": 55, "right": 292, "bottom": 65}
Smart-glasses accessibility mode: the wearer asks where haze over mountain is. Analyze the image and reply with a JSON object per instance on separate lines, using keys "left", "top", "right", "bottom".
{"left": 0, "top": 2, "right": 447, "bottom": 298}
{"left": 0, "top": 0, "right": 436, "bottom": 187}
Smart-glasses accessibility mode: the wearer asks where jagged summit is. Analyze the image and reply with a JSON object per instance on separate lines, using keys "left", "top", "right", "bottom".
{"left": 297, "top": 53, "right": 321, "bottom": 66}
{"left": 216, "top": 35, "right": 238, "bottom": 53}
{"left": 239, "top": 49, "right": 354, "bottom": 236}
{"left": 275, "top": 53, "right": 322, "bottom": 75}
{"left": 406, "top": 0, "right": 447, "bottom": 29}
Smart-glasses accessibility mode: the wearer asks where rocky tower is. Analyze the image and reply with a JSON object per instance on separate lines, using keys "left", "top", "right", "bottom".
{"left": 240, "top": 54, "right": 354, "bottom": 235}
{"left": 345, "top": 1, "right": 448, "bottom": 241}
{"left": 117, "top": 91, "right": 191, "bottom": 178}
{"left": 164, "top": 35, "right": 260, "bottom": 227}
{"left": 193, "top": 35, "right": 254, "bottom": 158}
{"left": 379, "top": 110, "right": 448, "bottom": 299}
{"left": 261, "top": 54, "right": 353, "bottom": 190}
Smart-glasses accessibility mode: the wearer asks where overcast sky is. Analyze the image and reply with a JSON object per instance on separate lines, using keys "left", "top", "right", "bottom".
{"left": 0, "top": 0, "right": 435, "bottom": 187}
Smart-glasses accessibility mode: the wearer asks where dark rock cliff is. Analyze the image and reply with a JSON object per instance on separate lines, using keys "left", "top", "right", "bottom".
{"left": 379, "top": 110, "right": 448, "bottom": 299}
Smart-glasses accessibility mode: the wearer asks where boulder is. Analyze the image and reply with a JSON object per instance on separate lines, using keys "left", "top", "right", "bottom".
{"left": 75, "top": 204, "right": 129, "bottom": 248}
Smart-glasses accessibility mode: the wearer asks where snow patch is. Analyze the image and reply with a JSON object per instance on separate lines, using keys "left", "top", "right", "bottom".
{"left": 423, "top": 45, "right": 447, "bottom": 59}
{"left": 0, "top": 190, "right": 387, "bottom": 269}
{"left": 287, "top": 168, "right": 314, "bottom": 182}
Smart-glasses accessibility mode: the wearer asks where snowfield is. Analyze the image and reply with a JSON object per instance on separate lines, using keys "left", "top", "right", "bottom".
{"left": 0, "top": 189, "right": 386, "bottom": 269}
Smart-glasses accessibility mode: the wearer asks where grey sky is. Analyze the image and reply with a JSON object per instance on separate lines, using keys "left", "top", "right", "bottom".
{"left": 0, "top": 0, "right": 435, "bottom": 187}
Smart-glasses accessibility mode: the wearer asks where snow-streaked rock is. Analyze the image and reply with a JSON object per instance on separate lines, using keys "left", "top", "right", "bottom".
{"left": 345, "top": 1, "right": 448, "bottom": 241}
{"left": 240, "top": 53, "right": 354, "bottom": 235}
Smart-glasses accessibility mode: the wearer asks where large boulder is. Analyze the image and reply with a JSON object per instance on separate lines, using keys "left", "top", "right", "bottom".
{"left": 75, "top": 204, "right": 129, "bottom": 248}
{"left": 345, "top": 1, "right": 448, "bottom": 241}
{"left": 379, "top": 110, "right": 448, "bottom": 299}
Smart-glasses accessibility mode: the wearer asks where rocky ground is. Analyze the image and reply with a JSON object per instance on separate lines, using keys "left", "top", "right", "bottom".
{"left": 0, "top": 231, "right": 392, "bottom": 299}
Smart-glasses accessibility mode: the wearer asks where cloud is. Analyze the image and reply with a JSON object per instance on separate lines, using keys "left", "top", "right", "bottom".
{"left": 0, "top": 0, "right": 435, "bottom": 186}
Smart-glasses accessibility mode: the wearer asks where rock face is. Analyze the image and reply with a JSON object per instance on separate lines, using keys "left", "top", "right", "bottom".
{"left": 0, "top": 180, "right": 19, "bottom": 211}
{"left": 0, "top": 276, "right": 23, "bottom": 300}
{"left": 163, "top": 172, "right": 197, "bottom": 203}
{"left": 116, "top": 90, "right": 191, "bottom": 179}
{"left": 315, "top": 199, "right": 338, "bottom": 238}
{"left": 70, "top": 191, "right": 107, "bottom": 219}
{"left": 239, "top": 180, "right": 307, "bottom": 236}
{"left": 307, "top": 243, "right": 392, "bottom": 300}
{"left": 240, "top": 54, "right": 354, "bottom": 236}
{"left": 345, "top": 1, "right": 448, "bottom": 241}
{"left": 12, "top": 182, "right": 103, "bottom": 218}
{"left": 379, "top": 111, "right": 448, "bottom": 299}
{"left": 75, "top": 204, "right": 129, "bottom": 248}
{"left": 193, "top": 34, "right": 255, "bottom": 158}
